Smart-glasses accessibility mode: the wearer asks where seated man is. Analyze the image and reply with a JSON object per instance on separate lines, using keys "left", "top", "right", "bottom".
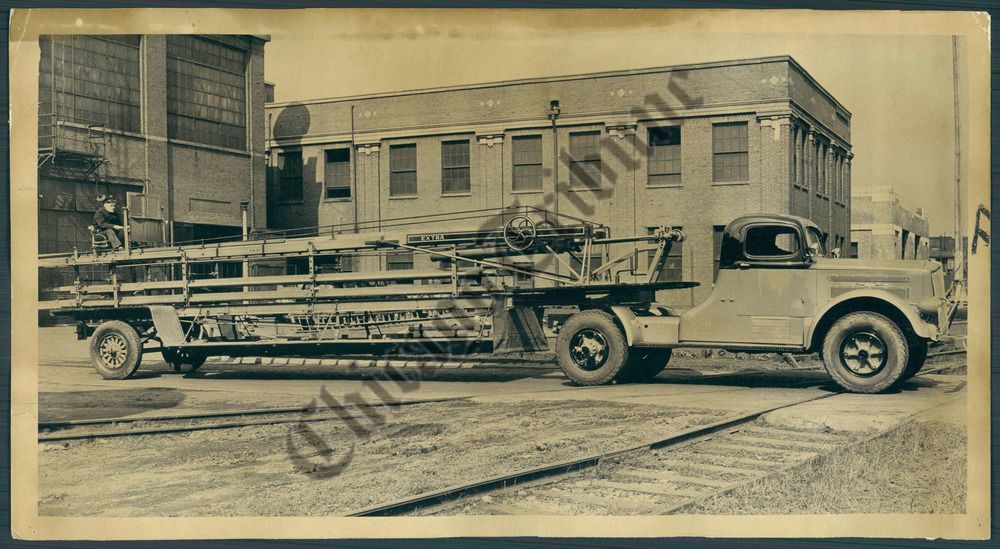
{"left": 93, "top": 196, "right": 125, "bottom": 250}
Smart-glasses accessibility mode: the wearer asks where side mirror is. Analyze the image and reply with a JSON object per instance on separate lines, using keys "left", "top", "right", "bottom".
{"left": 805, "top": 242, "right": 819, "bottom": 262}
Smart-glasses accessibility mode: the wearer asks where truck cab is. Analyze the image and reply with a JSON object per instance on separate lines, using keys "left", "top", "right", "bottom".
{"left": 557, "top": 214, "right": 954, "bottom": 394}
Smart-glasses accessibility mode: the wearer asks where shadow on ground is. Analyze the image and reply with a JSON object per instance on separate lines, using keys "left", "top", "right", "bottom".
{"left": 39, "top": 387, "right": 186, "bottom": 422}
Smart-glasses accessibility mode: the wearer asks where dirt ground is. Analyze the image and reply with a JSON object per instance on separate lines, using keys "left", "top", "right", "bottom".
{"left": 39, "top": 398, "right": 728, "bottom": 516}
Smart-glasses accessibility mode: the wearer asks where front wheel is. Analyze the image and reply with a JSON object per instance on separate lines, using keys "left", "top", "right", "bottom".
{"left": 822, "top": 312, "right": 908, "bottom": 393}
{"left": 89, "top": 321, "right": 143, "bottom": 380}
{"left": 556, "top": 310, "right": 630, "bottom": 385}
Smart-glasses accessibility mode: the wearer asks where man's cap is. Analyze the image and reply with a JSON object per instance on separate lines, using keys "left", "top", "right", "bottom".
{"left": 101, "top": 195, "right": 117, "bottom": 204}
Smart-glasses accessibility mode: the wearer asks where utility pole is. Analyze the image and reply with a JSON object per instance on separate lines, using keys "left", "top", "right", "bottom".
{"left": 951, "top": 35, "right": 964, "bottom": 291}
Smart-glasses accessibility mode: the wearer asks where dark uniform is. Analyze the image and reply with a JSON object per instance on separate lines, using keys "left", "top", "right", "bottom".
{"left": 93, "top": 207, "right": 124, "bottom": 249}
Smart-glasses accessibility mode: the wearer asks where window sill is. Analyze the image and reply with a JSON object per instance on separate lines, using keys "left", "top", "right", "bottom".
{"left": 646, "top": 183, "right": 683, "bottom": 189}
{"left": 388, "top": 195, "right": 419, "bottom": 200}
{"left": 711, "top": 180, "right": 750, "bottom": 186}
{"left": 566, "top": 186, "right": 604, "bottom": 192}
{"left": 511, "top": 189, "right": 545, "bottom": 195}
{"left": 323, "top": 198, "right": 353, "bottom": 203}
{"left": 441, "top": 192, "right": 473, "bottom": 197}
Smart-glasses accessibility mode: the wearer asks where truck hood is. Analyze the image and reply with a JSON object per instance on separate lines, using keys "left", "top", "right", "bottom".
{"left": 811, "top": 258, "right": 941, "bottom": 274}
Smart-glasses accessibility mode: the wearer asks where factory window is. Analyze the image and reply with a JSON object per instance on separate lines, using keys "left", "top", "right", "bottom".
{"left": 569, "top": 255, "right": 604, "bottom": 281}
{"left": 166, "top": 35, "right": 248, "bottom": 150}
{"left": 647, "top": 127, "right": 682, "bottom": 186}
{"left": 512, "top": 135, "right": 543, "bottom": 191}
{"left": 792, "top": 127, "right": 802, "bottom": 187}
{"left": 389, "top": 144, "right": 417, "bottom": 196}
{"left": 818, "top": 143, "right": 827, "bottom": 195}
{"left": 386, "top": 251, "right": 414, "bottom": 271}
{"left": 850, "top": 242, "right": 859, "bottom": 259}
{"left": 712, "top": 122, "right": 749, "bottom": 182}
{"left": 712, "top": 225, "right": 726, "bottom": 281}
{"left": 277, "top": 151, "right": 303, "bottom": 204}
{"left": 511, "top": 260, "right": 534, "bottom": 288}
{"left": 647, "top": 227, "right": 683, "bottom": 282}
{"left": 812, "top": 141, "right": 821, "bottom": 192}
{"left": 441, "top": 140, "right": 471, "bottom": 194}
{"left": 39, "top": 35, "right": 142, "bottom": 135}
{"left": 325, "top": 148, "right": 351, "bottom": 200}
{"left": 568, "top": 131, "right": 602, "bottom": 189}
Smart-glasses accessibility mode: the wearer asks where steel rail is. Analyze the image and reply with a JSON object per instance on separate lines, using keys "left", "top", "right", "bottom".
{"left": 342, "top": 391, "right": 839, "bottom": 517}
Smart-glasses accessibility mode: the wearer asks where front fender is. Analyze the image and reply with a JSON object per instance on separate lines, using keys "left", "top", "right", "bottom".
{"left": 807, "top": 289, "right": 937, "bottom": 346}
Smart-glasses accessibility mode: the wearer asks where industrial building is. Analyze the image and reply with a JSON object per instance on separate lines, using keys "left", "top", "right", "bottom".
{"left": 38, "top": 34, "right": 270, "bottom": 287}
{"left": 850, "top": 187, "right": 930, "bottom": 261}
{"left": 264, "top": 55, "right": 852, "bottom": 306}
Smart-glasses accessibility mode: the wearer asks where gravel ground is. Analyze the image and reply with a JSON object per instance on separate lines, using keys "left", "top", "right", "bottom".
{"left": 39, "top": 398, "right": 728, "bottom": 516}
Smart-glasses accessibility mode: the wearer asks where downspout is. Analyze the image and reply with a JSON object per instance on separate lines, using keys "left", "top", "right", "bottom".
{"left": 351, "top": 105, "right": 358, "bottom": 233}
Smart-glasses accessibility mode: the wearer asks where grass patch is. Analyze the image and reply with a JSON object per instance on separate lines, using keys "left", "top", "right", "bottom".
{"left": 685, "top": 420, "right": 966, "bottom": 515}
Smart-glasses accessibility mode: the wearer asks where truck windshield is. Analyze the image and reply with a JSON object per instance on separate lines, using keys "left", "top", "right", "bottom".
{"left": 806, "top": 227, "right": 828, "bottom": 257}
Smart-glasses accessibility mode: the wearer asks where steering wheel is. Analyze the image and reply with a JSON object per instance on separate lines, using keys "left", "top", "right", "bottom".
{"left": 503, "top": 215, "right": 536, "bottom": 251}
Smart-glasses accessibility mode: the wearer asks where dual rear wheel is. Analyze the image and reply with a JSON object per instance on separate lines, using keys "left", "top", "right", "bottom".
{"left": 556, "top": 310, "right": 671, "bottom": 385}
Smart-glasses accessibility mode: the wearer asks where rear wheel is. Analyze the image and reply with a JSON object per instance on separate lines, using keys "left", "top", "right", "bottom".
{"left": 822, "top": 312, "right": 908, "bottom": 393}
{"left": 162, "top": 348, "right": 207, "bottom": 373}
{"left": 557, "top": 310, "right": 630, "bottom": 385}
{"left": 89, "top": 321, "right": 143, "bottom": 380}
{"left": 626, "top": 348, "right": 672, "bottom": 382}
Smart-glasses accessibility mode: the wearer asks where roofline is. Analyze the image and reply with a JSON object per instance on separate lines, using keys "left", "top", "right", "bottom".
{"left": 266, "top": 55, "right": 848, "bottom": 116}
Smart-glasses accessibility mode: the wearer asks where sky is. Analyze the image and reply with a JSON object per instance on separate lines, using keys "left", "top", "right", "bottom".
{"left": 262, "top": 11, "right": 971, "bottom": 236}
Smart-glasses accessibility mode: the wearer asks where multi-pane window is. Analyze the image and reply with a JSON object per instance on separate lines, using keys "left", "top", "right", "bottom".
{"left": 386, "top": 251, "right": 414, "bottom": 271}
{"left": 441, "top": 140, "right": 471, "bottom": 194}
{"left": 167, "top": 35, "right": 248, "bottom": 150}
{"left": 39, "top": 35, "right": 141, "bottom": 136}
{"left": 712, "top": 225, "right": 726, "bottom": 281}
{"left": 512, "top": 261, "right": 534, "bottom": 288}
{"left": 812, "top": 141, "right": 821, "bottom": 192}
{"left": 512, "top": 135, "right": 543, "bottom": 191}
{"left": 712, "top": 122, "right": 749, "bottom": 182}
{"left": 277, "top": 151, "right": 303, "bottom": 204}
{"left": 568, "top": 131, "right": 602, "bottom": 189}
{"left": 818, "top": 143, "right": 827, "bottom": 195}
{"left": 648, "top": 227, "right": 683, "bottom": 282}
{"left": 569, "top": 255, "right": 604, "bottom": 280}
{"left": 647, "top": 127, "right": 682, "bottom": 186}
{"left": 792, "top": 127, "right": 802, "bottom": 187}
{"left": 325, "top": 148, "right": 351, "bottom": 200}
{"left": 389, "top": 144, "right": 417, "bottom": 196}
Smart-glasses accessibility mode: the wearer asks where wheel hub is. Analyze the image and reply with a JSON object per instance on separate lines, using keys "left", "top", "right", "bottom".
{"left": 98, "top": 334, "right": 128, "bottom": 370}
{"left": 569, "top": 329, "right": 609, "bottom": 371}
{"left": 840, "top": 331, "right": 887, "bottom": 377}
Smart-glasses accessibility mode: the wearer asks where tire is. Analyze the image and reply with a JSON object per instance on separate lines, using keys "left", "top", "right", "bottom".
{"left": 625, "top": 348, "right": 672, "bottom": 382}
{"left": 900, "top": 340, "right": 929, "bottom": 381}
{"left": 556, "top": 310, "right": 630, "bottom": 385}
{"left": 89, "top": 320, "right": 143, "bottom": 380}
{"left": 821, "top": 312, "right": 909, "bottom": 393}
{"left": 163, "top": 348, "right": 207, "bottom": 373}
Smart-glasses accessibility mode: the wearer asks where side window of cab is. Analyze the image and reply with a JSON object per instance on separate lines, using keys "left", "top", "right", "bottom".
{"left": 744, "top": 224, "right": 801, "bottom": 259}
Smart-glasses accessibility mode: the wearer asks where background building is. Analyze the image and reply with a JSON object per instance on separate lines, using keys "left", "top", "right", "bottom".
{"left": 850, "top": 186, "right": 930, "bottom": 261}
{"left": 265, "top": 56, "right": 852, "bottom": 306}
{"left": 38, "top": 34, "right": 270, "bottom": 268}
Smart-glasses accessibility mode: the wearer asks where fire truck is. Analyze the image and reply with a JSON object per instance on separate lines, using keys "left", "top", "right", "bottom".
{"left": 38, "top": 207, "right": 957, "bottom": 394}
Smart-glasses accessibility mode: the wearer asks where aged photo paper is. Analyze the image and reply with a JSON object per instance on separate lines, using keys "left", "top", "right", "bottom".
{"left": 9, "top": 8, "right": 991, "bottom": 540}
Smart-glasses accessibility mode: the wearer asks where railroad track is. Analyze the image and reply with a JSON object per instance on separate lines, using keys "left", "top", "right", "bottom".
{"left": 38, "top": 350, "right": 964, "bottom": 443}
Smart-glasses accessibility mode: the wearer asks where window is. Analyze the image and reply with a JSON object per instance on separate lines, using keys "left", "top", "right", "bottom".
{"left": 712, "top": 225, "right": 725, "bottom": 281}
{"left": 316, "top": 255, "right": 353, "bottom": 273}
{"left": 647, "top": 227, "right": 683, "bottom": 282}
{"left": 647, "top": 127, "right": 682, "bottom": 186}
{"left": 818, "top": 143, "right": 827, "bottom": 195}
{"left": 386, "top": 251, "right": 414, "bottom": 271}
{"left": 745, "top": 225, "right": 801, "bottom": 258}
{"left": 166, "top": 36, "right": 248, "bottom": 150}
{"left": 850, "top": 242, "right": 859, "bottom": 259}
{"left": 39, "top": 36, "right": 141, "bottom": 135}
{"left": 277, "top": 151, "right": 303, "bottom": 204}
{"left": 806, "top": 227, "right": 828, "bottom": 257}
{"left": 568, "top": 131, "right": 602, "bottom": 189}
{"left": 712, "top": 122, "right": 749, "bottom": 182}
{"left": 441, "top": 140, "right": 471, "bottom": 194}
{"left": 792, "top": 127, "right": 800, "bottom": 187}
{"left": 325, "top": 149, "right": 351, "bottom": 200}
{"left": 512, "top": 135, "right": 543, "bottom": 191}
{"left": 389, "top": 144, "right": 417, "bottom": 196}
{"left": 511, "top": 260, "right": 534, "bottom": 288}
{"left": 569, "top": 255, "right": 604, "bottom": 280}
{"left": 812, "top": 141, "right": 820, "bottom": 192}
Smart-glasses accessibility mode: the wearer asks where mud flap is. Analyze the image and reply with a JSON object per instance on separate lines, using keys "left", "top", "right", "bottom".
{"left": 492, "top": 299, "right": 548, "bottom": 352}
{"left": 148, "top": 305, "right": 185, "bottom": 347}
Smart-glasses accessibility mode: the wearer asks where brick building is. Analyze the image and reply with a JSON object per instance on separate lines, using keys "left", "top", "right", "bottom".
{"left": 38, "top": 34, "right": 270, "bottom": 266}
{"left": 850, "top": 187, "right": 930, "bottom": 261}
{"left": 265, "top": 56, "right": 852, "bottom": 306}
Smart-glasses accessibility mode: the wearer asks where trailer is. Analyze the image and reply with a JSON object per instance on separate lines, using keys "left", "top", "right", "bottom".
{"left": 39, "top": 207, "right": 694, "bottom": 381}
{"left": 39, "top": 207, "right": 957, "bottom": 393}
